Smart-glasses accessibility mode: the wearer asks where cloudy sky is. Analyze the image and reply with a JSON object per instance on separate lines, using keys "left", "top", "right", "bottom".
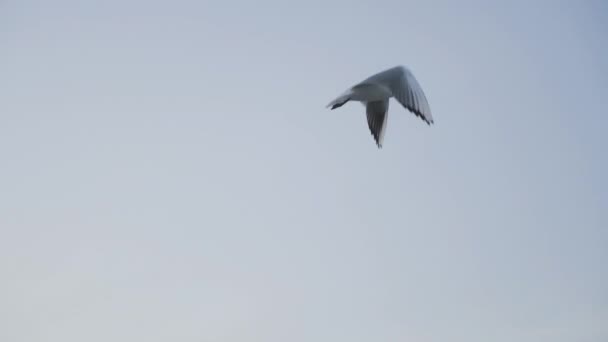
{"left": 1, "top": 1, "right": 606, "bottom": 341}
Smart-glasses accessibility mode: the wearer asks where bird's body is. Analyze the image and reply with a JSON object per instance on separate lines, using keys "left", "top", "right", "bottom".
{"left": 327, "top": 65, "right": 433, "bottom": 148}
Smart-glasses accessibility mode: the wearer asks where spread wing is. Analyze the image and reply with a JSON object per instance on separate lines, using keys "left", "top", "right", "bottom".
{"left": 364, "top": 66, "right": 433, "bottom": 125}
{"left": 366, "top": 100, "right": 389, "bottom": 148}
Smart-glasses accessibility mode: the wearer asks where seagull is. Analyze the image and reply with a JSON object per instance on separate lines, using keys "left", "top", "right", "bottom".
{"left": 326, "top": 65, "right": 433, "bottom": 148}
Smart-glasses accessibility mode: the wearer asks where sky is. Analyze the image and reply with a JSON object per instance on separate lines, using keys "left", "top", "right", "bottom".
{"left": 1, "top": 0, "right": 607, "bottom": 341}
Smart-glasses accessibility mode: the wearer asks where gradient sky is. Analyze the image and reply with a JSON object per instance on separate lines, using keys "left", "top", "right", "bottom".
{"left": 1, "top": 1, "right": 607, "bottom": 341}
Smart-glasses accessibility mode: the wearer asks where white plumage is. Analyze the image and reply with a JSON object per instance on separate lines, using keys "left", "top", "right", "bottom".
{"left": 327, "top": 65, "right": 433, "bottom": 148}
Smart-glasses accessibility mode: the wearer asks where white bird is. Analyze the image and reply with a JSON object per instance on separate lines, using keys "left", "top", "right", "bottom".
{"left": 326, "top": 65, "right": 433, "bottom": 148}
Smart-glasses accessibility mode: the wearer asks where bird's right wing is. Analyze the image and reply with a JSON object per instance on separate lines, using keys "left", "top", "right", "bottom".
{"left": 365, "top": 66, "right": 433, "bottom": 125}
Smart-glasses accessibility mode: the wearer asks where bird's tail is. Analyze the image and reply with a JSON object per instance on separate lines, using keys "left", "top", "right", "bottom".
{"left": 326, "top": 93, "right": 351, "bottom": 110}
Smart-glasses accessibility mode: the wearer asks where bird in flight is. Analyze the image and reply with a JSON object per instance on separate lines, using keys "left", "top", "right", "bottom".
{"left": 326, "top": 65, "right": 433, "bottom": 148}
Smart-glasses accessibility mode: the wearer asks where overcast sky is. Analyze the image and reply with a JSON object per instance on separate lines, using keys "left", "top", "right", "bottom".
{"left": 1, "top": 1, "right": 607, "bottom": 342}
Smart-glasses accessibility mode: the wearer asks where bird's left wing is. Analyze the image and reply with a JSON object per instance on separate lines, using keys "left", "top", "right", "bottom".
{"left": 366, "top": 99, "right": 389, "bottom": 148}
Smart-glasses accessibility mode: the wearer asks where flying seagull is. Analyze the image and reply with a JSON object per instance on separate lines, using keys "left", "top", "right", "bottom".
{"left": 326, "top": 65, "right": 433, "bottom": 148}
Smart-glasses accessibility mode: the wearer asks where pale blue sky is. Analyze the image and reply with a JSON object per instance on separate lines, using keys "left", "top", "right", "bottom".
{"left": 1, "top": 1, "right": 607, "bottom": 341}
